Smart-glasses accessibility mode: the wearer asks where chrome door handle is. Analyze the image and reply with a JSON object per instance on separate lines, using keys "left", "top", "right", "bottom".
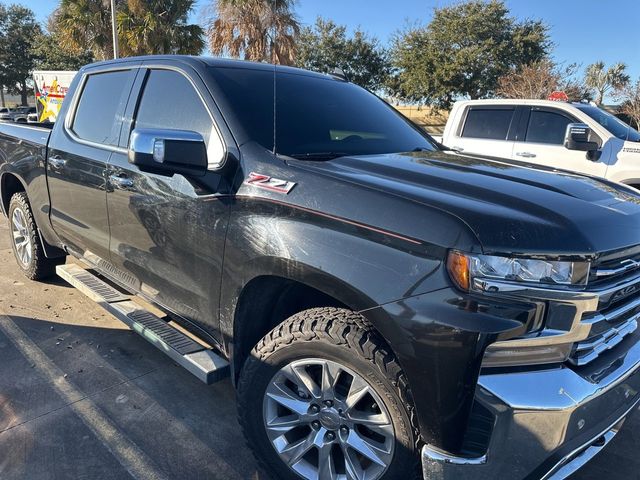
{"left": 515, "top": 152, "right": 536, "bottom": 158}
{"left": 451, "top": 146, "right": 464, "bottom": 152}
{"left": 109, "top": 174, "right": 134, "bottom": 189}
{"left": 49, "top": 156, "right": 66, "bottom": 168}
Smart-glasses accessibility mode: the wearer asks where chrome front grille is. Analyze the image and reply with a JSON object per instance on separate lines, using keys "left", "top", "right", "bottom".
{"left": 480, "top": 250, "right": 640, "bottom": 369}
{"left": 570, "top": 278, "right": 640, "bottom": 366}
{"left": 590, "top": 247, "right": 640, "bottom": 286}
{"left": 571, "top": 316, "right": 638, "bottom": 366}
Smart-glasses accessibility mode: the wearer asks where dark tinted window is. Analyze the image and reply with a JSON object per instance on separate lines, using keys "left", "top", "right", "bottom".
{"left": 462, "top": 108, "right": 514, "bottom": 140}
{"left": 274, "top": 73, "right": 434, "bottom": 157}
{"left": 209, "top": 67, "right": 274, "bottom": 150}
{"left": 72, "top": 70, "right": 131, "bottom": 145}
{"left": 135, "top": 69, "right": 213, "bottom": 144}
{"left": 209, "top": 67, "right": 435, "bottom": 157}
{"left": 525, "top": 110, "right": 572, "bottom": 144}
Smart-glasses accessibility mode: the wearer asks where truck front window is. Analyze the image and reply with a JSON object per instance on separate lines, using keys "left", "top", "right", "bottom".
{"left": 576, "top": 104, "right": 640, "bottom": 142}
{"left": 209, "top": 67, "right": 437, "bottom": 158}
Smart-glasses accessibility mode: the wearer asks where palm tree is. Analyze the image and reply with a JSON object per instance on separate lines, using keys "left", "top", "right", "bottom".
{"left": 207, "top": 0, "right": 299, "bottom": 65}
{"left": 53, "top": 0, "right": 116, "bottom": 61}
{"left": 118, "top": 0, "right": 204, "bottom": 56}
{"left": 52, "top": 0, "right": 203, "bottom": 61}
{"left": 585, "top": 61, "right": 630, "bottom": 105}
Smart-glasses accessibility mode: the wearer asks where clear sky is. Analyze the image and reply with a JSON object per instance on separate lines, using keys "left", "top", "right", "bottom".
{"left": 21, "top": 0, "right": 640, "bottom": 83}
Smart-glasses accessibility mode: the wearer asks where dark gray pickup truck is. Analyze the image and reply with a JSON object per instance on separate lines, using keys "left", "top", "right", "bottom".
{"left": 2, "top": 56, "right": 640, "bottom": 480}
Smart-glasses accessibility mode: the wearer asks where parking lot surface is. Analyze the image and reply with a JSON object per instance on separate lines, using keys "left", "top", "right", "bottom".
{"left": 0, "top": 215, "right": 636, "bottom": 479}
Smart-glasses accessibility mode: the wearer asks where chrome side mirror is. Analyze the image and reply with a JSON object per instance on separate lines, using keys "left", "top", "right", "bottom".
{"left": 128, "top": 128, "right": 208, "bottom": 177}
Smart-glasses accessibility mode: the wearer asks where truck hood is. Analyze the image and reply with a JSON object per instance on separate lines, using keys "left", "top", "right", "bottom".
{"left": 299, "top": 150, "right": 640, "bottom": 256}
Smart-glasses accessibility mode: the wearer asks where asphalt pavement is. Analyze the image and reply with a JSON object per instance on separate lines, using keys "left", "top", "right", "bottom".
{"left": 0, "top": 215, "right": 636, "bottom": 479}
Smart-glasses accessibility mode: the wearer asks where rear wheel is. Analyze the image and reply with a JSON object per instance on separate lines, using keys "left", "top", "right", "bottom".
{"left": 238, "top": 307, "right": 420, "bottom": 480}
{"left": 8, "top": 192, "right": 65, "bottom": 280}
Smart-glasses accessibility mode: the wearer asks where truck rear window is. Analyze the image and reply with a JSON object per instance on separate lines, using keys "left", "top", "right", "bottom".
{"left": 72, "top": 70, "right": 133, "bottom": 146}
{"left": 462, "top": 108, "right": 514, "bottom": 140}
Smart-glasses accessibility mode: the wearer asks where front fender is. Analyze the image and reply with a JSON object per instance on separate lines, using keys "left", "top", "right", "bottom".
{"left": 219, "top": 196, "right": 456, "bottom": 337}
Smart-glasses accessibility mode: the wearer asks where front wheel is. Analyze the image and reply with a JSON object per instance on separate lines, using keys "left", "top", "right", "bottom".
{"left": 238, "top": 307, "right": 420, "bottom": 480}
{"left": 8, "top": 192, "right": 65, "bottom": 280}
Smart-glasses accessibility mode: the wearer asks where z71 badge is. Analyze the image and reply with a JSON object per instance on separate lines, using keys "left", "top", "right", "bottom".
{"left": 245, "top": 172, "right": 296, "bottom": 194}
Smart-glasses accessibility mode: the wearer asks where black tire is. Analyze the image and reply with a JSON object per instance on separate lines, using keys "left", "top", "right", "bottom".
{"left": 238, "top": 307, "right": 420, "bottom": 480}
{"left": 8, "top": 192, "right": 65, "bottom": 280}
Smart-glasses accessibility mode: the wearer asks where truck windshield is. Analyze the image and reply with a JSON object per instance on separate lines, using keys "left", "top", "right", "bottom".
{"left": 574, "top": 104, "right": 640, "bottom": 142}
{"left": 209, "top": 67, "right": 436, "bottom": 159}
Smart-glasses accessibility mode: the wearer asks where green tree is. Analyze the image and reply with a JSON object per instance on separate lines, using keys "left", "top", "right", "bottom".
{"left": 118, "top": 0, "right": 204, "bottom": 55}
{"left": 389, "top": 0, "right": 550, "bottom": 107}
{"left": 52, "top": 0, "right": 203, "bottom": 61}
{"left": 31, "top": 32, "right": 94, "bottom": 70}
{"left": 207, "top": 0, "right": 299, "bottom": 65}
{"left": 294, "top": 17, "right": 390, "bottom": 90}
{"left": 52, "top": 0, "right": 117, "bottom": 61}
{"left": 585, "top": 61, "right": 629, "bottom": 105}
{"left": 0, "top": 4, "right": 42, "bottom": 106}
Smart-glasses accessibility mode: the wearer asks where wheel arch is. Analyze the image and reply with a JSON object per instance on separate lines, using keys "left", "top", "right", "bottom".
{"left": 226, "top": 256, "right": 404, "bottom": 386}
{"left": 0, "top": 171, "right": 65, "bottom": 259}
{"left": 230, "top": 273, "right": 363, "bottom": 383}
{"left": 0, "top": 171, "right": 27, "bottom": 216}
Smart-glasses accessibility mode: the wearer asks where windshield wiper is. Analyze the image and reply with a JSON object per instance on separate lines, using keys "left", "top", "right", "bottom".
{"left": 287, "top": 152, "right": 349, "bottom": 160}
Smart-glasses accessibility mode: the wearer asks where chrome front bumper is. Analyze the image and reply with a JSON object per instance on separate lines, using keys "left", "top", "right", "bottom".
{"left": 422, "top": 329, "right": 640, "bottom": 479}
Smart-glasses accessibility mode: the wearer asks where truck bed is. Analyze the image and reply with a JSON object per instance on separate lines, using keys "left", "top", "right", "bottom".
{"left": 0, "top": 121, "right": 53, "bottom": 244}
{"left": 0, "top": 121, "right": 51, "bottom": 149}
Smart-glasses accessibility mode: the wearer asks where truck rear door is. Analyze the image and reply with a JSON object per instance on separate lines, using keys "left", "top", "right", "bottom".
{"left": 445, "top": 105, "right": 518, "bottom": 159}
{"left": 510, "top": 106, "right": 608, "bottom": 177}
{"left": 47, "top": 68, "right": 137, "bottom": 260}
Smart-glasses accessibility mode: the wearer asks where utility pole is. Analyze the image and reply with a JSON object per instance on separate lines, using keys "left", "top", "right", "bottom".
{"left": 110, "top": 0, "right": 119, "bottom": 59}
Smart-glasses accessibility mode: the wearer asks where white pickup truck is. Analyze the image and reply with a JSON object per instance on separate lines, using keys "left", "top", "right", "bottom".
{"left": 439, "top": 99, "right": 640, "bottom": 188}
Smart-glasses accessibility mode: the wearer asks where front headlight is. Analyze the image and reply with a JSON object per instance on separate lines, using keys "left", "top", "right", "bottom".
{"left": 447, "top": 251, "right": 590, "bottom": 291}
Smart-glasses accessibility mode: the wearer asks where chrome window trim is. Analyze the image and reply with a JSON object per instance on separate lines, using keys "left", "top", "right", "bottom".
{"left": 64, "top": 65, "right": 132, "bottom": 155}
{"left": 134, "top": 63, "right": 227, "bottom": 170}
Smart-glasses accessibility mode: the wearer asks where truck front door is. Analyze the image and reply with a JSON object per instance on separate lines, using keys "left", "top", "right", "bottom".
{"left": 510, "top": 107, "right": 608, "bottom": 178}
{"left": 106, "top": 66, "right": 231, "bottom": 339}
{"left": 47, "top": 68, "right": 137, "bottom": 261}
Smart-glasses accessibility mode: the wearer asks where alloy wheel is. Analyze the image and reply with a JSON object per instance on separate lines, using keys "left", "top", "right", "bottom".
{"left": 11, "top": 207, "right": 32, "bottom": 266}
{"left": 263, "top": 358, "right": 395, "bottom": 480}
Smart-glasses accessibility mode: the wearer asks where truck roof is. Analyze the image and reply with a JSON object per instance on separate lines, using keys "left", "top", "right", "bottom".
{"left": 452, "top": 98, "right": 588, "bottom": 108}
{"left": 81, "top": 54, "right": 334, "bottom": 80}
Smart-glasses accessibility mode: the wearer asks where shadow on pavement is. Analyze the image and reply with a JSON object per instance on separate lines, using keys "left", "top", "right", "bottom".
{"left": 0, "top": 313, "right": 267, "bottom": 480}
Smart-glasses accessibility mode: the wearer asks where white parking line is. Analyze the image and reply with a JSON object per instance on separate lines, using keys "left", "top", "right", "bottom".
{"left": 0, "top": 314, "right": 170, "bottom": 480}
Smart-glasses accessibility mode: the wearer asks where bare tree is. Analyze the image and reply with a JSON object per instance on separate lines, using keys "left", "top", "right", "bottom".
{"left": 616, "top": 79, "right": 640, "bottom": 130}
{"left": 497, "top": 59, "right": 558, "bottom": 99}
{"left": 585, "top": 61, "right": 629, "bottom": 105}
{"left": 497, "top": 60, "right": 590, "bottom": 102}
